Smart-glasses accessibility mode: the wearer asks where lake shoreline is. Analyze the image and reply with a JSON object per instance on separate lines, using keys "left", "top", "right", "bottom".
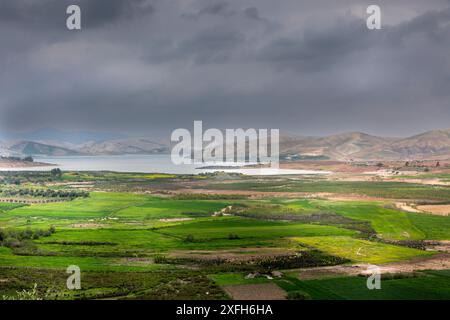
{"left": 0, "top": 159, "right": 54, "bottom": 169}
{"left": 0, "top": 155, "right": 331, "bottom": 176}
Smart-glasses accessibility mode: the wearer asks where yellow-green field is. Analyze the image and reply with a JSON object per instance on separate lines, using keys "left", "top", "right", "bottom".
{"left": 1, "top": 171, "right": 449, "bottom": 300}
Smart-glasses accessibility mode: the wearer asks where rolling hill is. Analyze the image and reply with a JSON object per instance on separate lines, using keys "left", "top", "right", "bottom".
{"left": 280, "top": 132, "right": 396, "bottom": 160}
{"left": 1, "top": 129, "right": 450, "bottom": 160}
{"left": 354, "top": 129, "right": 450, "bottom": 160}
{"left": 77, "top": 138, "right": 169, "bottom": 155}
{"left": 7, "top": 141, "right": 84, "bottom": 156}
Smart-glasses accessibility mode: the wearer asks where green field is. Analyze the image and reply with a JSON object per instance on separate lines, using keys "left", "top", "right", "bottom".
{"left": 1, "top": 171, "right": 449, "bottom": 300}
{"left": 293, "top": 236, "right": 432, "bottom": 264}
{"left": 202, "top": 180, "right": 450, "bottom": 200}
{"left": 278, "top": 270, "right": 450, "bottom": 300}
{"left": 209, "top": 270, "right": 450, "bottom": 300}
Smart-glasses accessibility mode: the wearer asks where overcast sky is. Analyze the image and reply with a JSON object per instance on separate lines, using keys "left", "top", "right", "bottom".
{"left": 1, "top": 0, "right": 450, "bottom": 138}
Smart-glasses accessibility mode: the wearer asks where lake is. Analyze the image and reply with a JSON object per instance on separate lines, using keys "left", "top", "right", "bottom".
{"left": 0, "top": 154, "right": 330, "bottom": 176}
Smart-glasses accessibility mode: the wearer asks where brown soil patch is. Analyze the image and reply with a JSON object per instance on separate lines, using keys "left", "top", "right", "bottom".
{"left": 298, "top": 265, "right": 364, "bottom": 280}
{"left": 376, "top": 253, "right": 450, "bottom": 274}
{"left": 395, "top": 202, "right": 422, "bottom": 213}
{"left": 391, "top": 178, "right": 450, "bottom": 186}
{"left": 169, "top": 248, "right": 296, "bottom": 262}
{"left": 118, "top": 257, "right": 154, "bottom": 266}
{"left": 297, "top": 253, "right": 450, "bottom": 280}
{"left": 417, "top": 205, "right": 450, "bottom": 216}
{"left": 158, "top": 218, "right": 193, "bottom": 222}
{"left": 170, "top": 188, "right": 389, "bottom": 201}
{"left": 170, "top": 188, "right": 312, "bottom": 199}
{"left": 0, "top": 160, "right": 53, "bottom": 168}
{"left": 280, "top": 161, "right": 378, "bottom": 174}
{"left": 424, "top": 241, "right": 450, "bottom": 253}
{"left": 224, "top": 283, "right": 287, "bottom": 300}
{"left": 325, "top": 194, "right": 387, "bottom": 202}
{"left": 71, "top": 223, "right": 104, "bottom": 228}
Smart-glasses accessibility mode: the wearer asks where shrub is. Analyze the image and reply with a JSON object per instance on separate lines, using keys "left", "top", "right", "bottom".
{"left": 184, "top": 234, "right": 195, "bottom": 242}
{"left": 2, "top": 284, "right": 43, "bottom": 300}
{"left": 287, "top": 290, "right": 311, "bottom": 300}
{"left": 153, "top": 255, "right": 168, "bottom": 264}
{"left": 0, "top": 227, "right": 56, "bottom": 248}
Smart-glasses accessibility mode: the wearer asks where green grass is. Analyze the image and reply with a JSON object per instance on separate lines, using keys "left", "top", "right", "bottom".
{"left": 159, "top": 217, "right": 357, "bottom": 240}
{"left": 0, "top": 192, "right": 230, "bottom": 229}
{"left": 407, "top": 212, "right": 450, "bottom": 240}
{"left": 293, "top": 236, "right": 432, "bottom": 264}
{"left": 0, "top": 247, "right": 168, "bottom": 272}
{"left": 316, "top": 201, "right": 425, "bottom": 240}
{"left": 284, "top": 271, "right": 450, "bottom": 300}
{"left": 203, "top": 180, "right": 450, "bottom": 200}
{"left": 1, "top": 173, "right": 449, "bottom": 300}
{"left": 392, "top": 173, "right": 450, "bottom": 182}
{"left": 209, "top": 271, "right": 450, "bottom": 300}
{"left": 114, "top": 199, "right": 228, "bottom": 220}
{"left": 5, "top": 192, "right": 148, "bottom": 220}
{"left": 0, "top": 267, "right": 227, "bottom": 300}
{"left": 0, "top": 202, "right": 26, "bottom": 211}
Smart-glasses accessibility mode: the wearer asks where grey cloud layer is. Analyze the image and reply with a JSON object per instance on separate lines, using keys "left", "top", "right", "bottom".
{"left": 1, "top": 0, "right": 449, "bottom": 136}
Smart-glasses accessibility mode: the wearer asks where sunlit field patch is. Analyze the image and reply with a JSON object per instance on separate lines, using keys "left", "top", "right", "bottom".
{"left": 292, "top": 236, "right": 433, "bottom": 264}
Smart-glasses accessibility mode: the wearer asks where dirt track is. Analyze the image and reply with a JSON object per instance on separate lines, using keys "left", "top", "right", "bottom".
{"left": 395, "top": 202, "right": 450, "bottom": 216}
{"left": 297, "top": 252, "right": 450, "bottom": 280}
{"left": 417, "top": 204, "right": 450, "bottom": 216}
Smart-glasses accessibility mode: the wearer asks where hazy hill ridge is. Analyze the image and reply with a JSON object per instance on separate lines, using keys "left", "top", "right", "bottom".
{"left": 1, "top": 129, "right": 449, "bottom": 160}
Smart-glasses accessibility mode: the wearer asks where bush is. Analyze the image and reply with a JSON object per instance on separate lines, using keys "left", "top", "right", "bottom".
{"left": 50, "top": 168, "right": 62, "bottom": 177}
{"left": 153, "top": 254, "right": 168, "bottom": 264}
{"left": 0, "top": 227, "right": 56, "bottom": 248}
{"left": 287, "top": 290, "right": 311, "bottom": 300}
{"left": 2, "top": 284, "right": 43, "bottom": 300}
{"left": 3, "top": 237, "right": 22, "bottom": 248}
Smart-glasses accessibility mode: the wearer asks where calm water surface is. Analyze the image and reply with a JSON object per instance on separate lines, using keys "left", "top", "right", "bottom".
{"left": 0, "top": 154, "right": 330, "bottom": 176}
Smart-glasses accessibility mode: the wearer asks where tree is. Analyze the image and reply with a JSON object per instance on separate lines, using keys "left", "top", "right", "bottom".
{"left": 50, "top": 168, "right": 62, "bottom": 178}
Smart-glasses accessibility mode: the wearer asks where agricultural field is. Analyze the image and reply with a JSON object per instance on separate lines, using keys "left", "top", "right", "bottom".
{"left": 0, "top": 171, "right": 449, "bottom": 300}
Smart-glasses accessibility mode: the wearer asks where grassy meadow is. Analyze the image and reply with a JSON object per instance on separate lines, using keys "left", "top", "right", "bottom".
{"left": 0, "top": 171, "right": 449, "bottom": 300}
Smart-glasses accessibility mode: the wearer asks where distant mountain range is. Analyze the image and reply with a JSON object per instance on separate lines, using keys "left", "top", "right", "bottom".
{"left": 1, "top": 129, "right": 450, "bottom": 161}
{"left": 0, "top": 138, "right": 170, "bottom": 157}
{"left": 280, "top": 129, "right": 450, "bottom": 161}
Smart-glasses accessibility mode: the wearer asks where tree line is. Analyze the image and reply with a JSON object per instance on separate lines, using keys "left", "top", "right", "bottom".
{"left": 0, "top": 188, "right": 89, "bottom": 200}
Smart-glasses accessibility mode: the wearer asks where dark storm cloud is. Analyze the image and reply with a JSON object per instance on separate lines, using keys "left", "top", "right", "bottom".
{"left": 255, "top": 19, "right": 374, "bottom": 71}
{"left": 243, "top": 7, "right": 266, "bottom": 22}
{"left": 1, "top": 0, "right": 450, "bottom": 137}
{"left": 175, "top": 28, "right": 245, "bottom": 64}
{"left": 0, "top": 0, "right": 154, "bottom": 28}
{"left": 198, "top": 2, "right": 234, "bottom": 17}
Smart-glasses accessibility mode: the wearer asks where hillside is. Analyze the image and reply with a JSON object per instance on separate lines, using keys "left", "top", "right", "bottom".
{"left": 7, "top": 141, "right": 83, "bottom": 156}
{"left": 350, "top": 130, "right": 450, "bottom": 160}
{"left": 1, "top": 129, "right": 450, "bottom": 160}
{"left": 77, "top": 138, "right": 169, "bottom": 155}
{"left": 280, "top": 132, "right": 396, "bottom": 161}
